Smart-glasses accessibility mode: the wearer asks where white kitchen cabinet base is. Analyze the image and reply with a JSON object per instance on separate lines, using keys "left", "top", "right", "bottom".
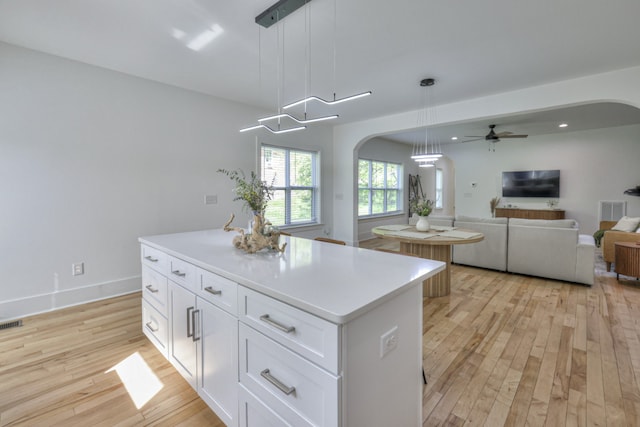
{"left": 140, "top": 230, "right": 444, "bottom": 426}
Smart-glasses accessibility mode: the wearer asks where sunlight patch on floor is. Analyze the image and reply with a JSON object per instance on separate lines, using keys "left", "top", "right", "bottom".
{"left": 106, "top": 352, "right": 163, "bottom": 409}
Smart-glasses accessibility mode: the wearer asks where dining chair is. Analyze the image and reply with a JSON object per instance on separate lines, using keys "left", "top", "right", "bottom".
{"left": 313, "top": 237, "right": 346, "bottom": 245}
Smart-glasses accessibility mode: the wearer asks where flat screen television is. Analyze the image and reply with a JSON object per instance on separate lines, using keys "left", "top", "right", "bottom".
{"left": 502, "top": 169, "right": 560, "bottom": 198}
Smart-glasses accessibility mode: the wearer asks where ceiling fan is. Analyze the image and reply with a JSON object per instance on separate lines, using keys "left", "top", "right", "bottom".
{"left": 462, "top": 124, "right": 528, "bottom": 143}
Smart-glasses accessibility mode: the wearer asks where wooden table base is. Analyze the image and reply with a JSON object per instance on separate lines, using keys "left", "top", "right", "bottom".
{"left": 401, "top": 242, "right": 451, "bottom": 297}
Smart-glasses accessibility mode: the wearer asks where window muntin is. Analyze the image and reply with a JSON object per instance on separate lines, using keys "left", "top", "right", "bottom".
{"left": 358, "top": 159, "right": 402, "bottom": 217}
{"left": 261, "top": 145, "right": 319, "bottom": 227}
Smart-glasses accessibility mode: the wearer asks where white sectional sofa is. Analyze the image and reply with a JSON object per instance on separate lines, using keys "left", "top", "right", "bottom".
{"left": 507, "top": 218, "right": 595, "bottom": 286}
{"left": 449, "top": 216, "right": 595, "bottom": 286}
{"left": 452, "top": 216, "right": 508, "bottom": 271}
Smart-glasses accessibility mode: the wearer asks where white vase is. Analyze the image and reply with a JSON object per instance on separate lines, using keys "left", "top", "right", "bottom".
{"left": 416, "top": 216, "right": 430, "bottom": 231}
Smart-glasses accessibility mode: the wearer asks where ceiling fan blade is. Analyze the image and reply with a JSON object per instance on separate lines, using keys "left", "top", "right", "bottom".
{"left": 460, "top": 138, "right": 483, "bottom": 143}
{"left": 495, "top": 131, "right": 512, "bottom": 137}
{"left": 463, "top": 135, "right": 485, "bottom": 138}
{"left": 498, "top": 134, "right": 528, "bottom": 138}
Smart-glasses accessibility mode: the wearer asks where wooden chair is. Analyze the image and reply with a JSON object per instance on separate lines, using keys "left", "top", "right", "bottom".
{"left": 314, "top": 237, "right": 346, "bottom": 245}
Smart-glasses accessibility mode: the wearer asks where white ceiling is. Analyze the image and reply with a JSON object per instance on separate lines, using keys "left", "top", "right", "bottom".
{"left": 2, "top": 0, "right": 640, "bottom": 138}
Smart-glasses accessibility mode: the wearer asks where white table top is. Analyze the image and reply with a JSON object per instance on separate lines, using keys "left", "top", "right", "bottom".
{"left": 139, "top": 229, "right": 445, "bottom": 324}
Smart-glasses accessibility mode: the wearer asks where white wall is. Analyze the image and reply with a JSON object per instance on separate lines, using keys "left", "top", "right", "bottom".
{"left": 0, "top": 42, "right": 333, "bottom": 319}
{"left": 333, "top": 66, "right": 640, "bottom": 245}
{"left": 444, "top": 125, "right": 640, "bottom": 233}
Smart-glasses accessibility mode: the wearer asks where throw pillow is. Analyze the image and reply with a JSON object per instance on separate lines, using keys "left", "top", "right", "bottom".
{"left": 611, "top": 216, "right": 640, "bottom": 232}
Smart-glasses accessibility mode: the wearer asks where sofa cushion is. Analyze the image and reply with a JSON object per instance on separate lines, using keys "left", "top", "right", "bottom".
{"left": 455, "top": 215, "right": 508, "bottom": 224}
{"left": 611, "top": 216, "right": 640, "bottom": 232}
{"left": 508, "top": 218, "right": 577, "bottom": 228}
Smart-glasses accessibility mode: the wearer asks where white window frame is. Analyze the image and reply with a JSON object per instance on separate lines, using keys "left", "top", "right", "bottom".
{"left": 358, "top": 158, "right": 403, "bottom": 218}
{"left": 261, "top": 144, "right": 320, "bottom": 227}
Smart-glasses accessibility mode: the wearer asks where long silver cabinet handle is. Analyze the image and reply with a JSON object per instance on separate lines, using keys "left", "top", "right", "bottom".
{"left": 145, "top": 284, "right": 159, "bottom": 293}
{"left": 187, "top": 307, "right": 194, "bottom": 338}
{"left": 172, "top": 270, "right": 186, "bottom": 277}
{"left": 192, "top": 309, "right": 200, "bottom": 342}
{"left": 260, "top": 369, "right": 296, "bottom": 395}
{"left": 204, "top": 286, "right": 222, "bottom": 296}
{"left": 144, "top": 255, "right": 159, "bottom": 262}
{"left": 145, "top": 321, "right": 158, "bottom": 332}
{"left": 260, "top": 314, "right": 295, "bottom": 333}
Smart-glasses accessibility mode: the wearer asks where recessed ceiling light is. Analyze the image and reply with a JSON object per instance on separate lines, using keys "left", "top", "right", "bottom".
{"left": 451, "top": 136, "right": 458, "bottom": 141}
{"left": 559, "top": 123, "right": 568, "bottom": 128}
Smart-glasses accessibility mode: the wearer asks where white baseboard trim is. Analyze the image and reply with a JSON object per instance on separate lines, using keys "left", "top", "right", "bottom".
{"left": 0, "top": 276, "right": 141, "bottom": 321}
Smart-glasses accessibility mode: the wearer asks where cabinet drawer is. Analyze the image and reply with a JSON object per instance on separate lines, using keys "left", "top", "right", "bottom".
{"left": 141, "top": 245, "right": 168, "bottom": 274}
{"left": 168, "top": 255, "right": 197, "bottom": 291}
{"left": 239, "top": 287, "right": 339, "bottom": 374}
{"left": 239, "top": 324, "right": 339, "bottom": 427}
{"left": 142, "top": 265, "right": 168, "bottom": 316}
{"left": 239, "top": 385, "right": 294, "bottom": 427}
{"left": 198, "top": 268, "right": 238, "bottom": 316}
{"left": 142, "top": 299, "right": 168, "bottom": 357}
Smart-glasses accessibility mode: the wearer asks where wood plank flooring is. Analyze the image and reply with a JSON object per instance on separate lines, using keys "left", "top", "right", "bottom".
{"left": 2, "top": 239, "right": 640, "bottom": 426}
{"left": 0, "top": 293, "right": 222, "bottom": 426}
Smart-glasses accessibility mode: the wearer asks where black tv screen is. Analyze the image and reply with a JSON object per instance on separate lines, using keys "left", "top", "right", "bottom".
{"left": 502, "top": 170, "right": 560, "bottom": 198}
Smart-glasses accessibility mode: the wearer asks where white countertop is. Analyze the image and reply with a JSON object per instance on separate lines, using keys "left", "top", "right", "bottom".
{"left": 139, "top": 229, "right": 445, "bottom": 324}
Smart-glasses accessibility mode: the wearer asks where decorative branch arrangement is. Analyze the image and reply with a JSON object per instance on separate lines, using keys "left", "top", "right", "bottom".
{"left": 223, "top": 214, "right": 286, "bottom": 254}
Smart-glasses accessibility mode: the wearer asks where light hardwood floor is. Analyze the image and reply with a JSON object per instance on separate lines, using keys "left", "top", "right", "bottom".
{"left": 1, "top": 240, "right": 639, "bottom": 426}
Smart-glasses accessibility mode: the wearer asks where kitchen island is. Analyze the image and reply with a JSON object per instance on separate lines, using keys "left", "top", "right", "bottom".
{"left": 139, "top": 229, "right": 445, "bottom": 426}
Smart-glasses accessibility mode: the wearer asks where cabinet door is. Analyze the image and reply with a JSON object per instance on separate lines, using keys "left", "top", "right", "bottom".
{"left": 198, "top": 297, "right": 239, "bottom": 427}
{"left": 169, "top": 281, "right": 198, "bottom": 389}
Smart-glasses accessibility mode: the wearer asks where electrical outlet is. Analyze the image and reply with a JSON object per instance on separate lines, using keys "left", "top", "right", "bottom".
{"left": 380, "top": 326, "right": 398, "bottom": 358}
{"left": 72, "top": 262, "right": 84, "bottom": 276}
{"left": 204, "top": 194, "right": 217, "bottom": 205}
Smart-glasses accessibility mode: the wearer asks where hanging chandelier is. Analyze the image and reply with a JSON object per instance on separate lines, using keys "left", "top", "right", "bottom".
{"left": 240, "top": 0, "right": 371, "bottom": 133}
{"left": 412, "top": 78, "right": 443, "bottom": 164}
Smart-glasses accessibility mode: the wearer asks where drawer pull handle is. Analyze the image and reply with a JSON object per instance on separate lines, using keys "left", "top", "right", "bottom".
{"left": 145, "top": 321, "right": 158, "bottom": 332}
{"left": 144, "top": 255, "right": 159, "bottom": 262}
{"left": 145, "top": 285, "right": 159, "bottom": 293}
{"left": 260, "top": 314, "right": 295, "bottom": 333}
{"left": 204, "top": 286, "right": 222, "bottom": 296}
{"left": 192, "top": 309, "right": 200, "bottom": 342}
{"left": 187, "top": 307, "right": 194, "bottom": 338}
{"left": 172, "top": 270, "right": 187, "bottom": 277}
{"left": 260, "top": 369, "right": 296, "bottom": 396}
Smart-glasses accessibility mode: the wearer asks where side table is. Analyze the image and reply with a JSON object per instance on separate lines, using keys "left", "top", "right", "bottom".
{"left": 614, "top": 241, "right": 640, "bottom": 280}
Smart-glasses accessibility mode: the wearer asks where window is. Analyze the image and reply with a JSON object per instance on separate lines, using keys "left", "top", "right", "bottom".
{"left": 358, "top": 159, "right": 402, "bottom": 217}
{"left": 261, "top": 145, "right": 319, "bottom": 227}
{"left": 435, "top": 168, "right": 443, "bottom": 209}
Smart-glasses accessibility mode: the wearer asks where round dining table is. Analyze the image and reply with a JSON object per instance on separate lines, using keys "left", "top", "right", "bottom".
{"left": 372, "top": 226, "right": 484, "bottom": 297}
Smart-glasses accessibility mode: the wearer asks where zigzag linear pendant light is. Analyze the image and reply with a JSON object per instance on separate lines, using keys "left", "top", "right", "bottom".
{"left": 240, "top": 0, "right": 371, "bottom": 133}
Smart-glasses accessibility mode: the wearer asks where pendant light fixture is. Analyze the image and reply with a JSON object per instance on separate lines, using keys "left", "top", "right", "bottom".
{"left": 241, "top": 0, "right": 348, "bottom": 133}
{"left": 240, "top": 8, "right": 307, "bottom": 134}
{"left": 281, "top": 0, "right": 371, "bottom": 113}
{"left": 412, "top": 78, "right": 442, "bottom": 165}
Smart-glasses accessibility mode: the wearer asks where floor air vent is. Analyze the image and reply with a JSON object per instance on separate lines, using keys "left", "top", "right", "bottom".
{"left": 0, "top": 320, "right": 23, "bottom": 330}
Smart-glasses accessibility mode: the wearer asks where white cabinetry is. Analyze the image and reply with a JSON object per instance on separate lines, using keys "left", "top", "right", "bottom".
{"left": 169, "top": 280, "right": 198, "bottom": 388}
{"left": 140, "top": 231, "right": 443, "bottom": 427}
{"left": 141, "top": 244, "right": 239, "bottom": 427}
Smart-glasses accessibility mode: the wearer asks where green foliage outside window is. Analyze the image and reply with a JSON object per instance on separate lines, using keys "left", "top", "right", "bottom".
{"left": 358, "top": 159, "right": 402, "bottom": 216}
{"left": 262, "top": 145, "right": 318, "bottom": 227}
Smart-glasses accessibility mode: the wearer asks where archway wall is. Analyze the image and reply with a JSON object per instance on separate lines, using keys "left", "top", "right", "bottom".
{"left": 333, "top": 66, "right": 640, "bottom": 245}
